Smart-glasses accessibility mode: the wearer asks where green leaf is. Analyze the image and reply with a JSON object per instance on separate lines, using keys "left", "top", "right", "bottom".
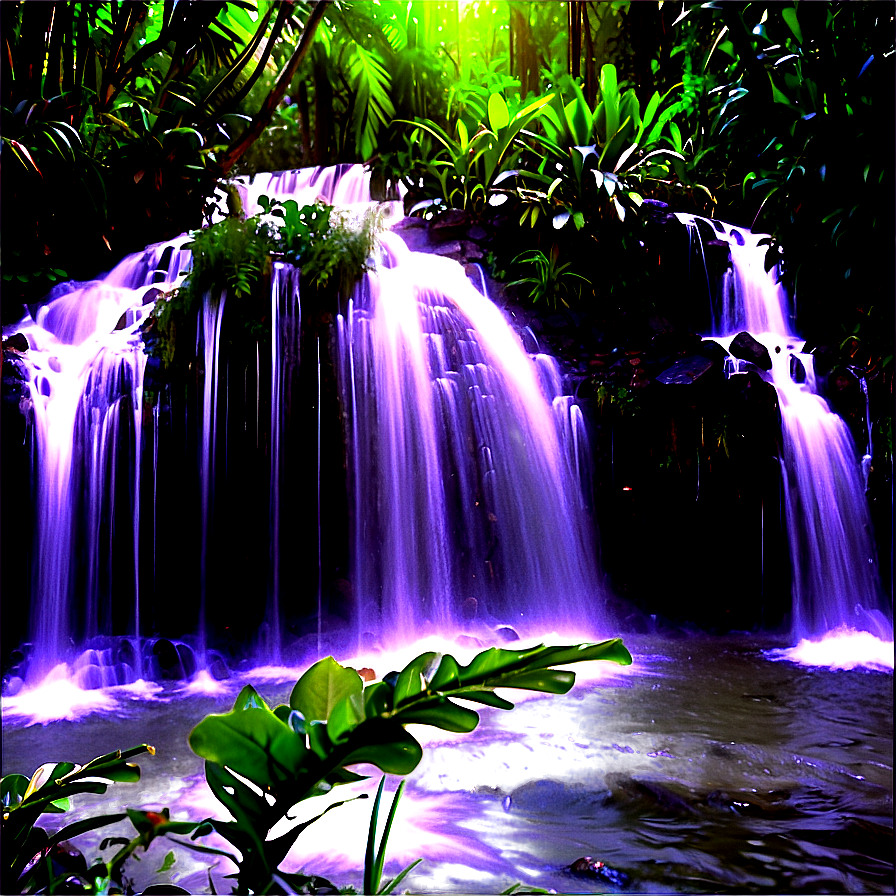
{"left": 2, "top": 774, "right": 30, "bottom": 809}
{"left": 290, "top": 657, "right": 363, "bottom": 722}
{"left": 327, "top": 691, "right": 366, "bottom": 743}
{"left": 341, "top": 719, "right": 423, "bottom": 775}
{"left": 393, "top": 652, "right": 438, "bottom": 707}
{"left": 781, "top": 7, "right": 802, "bottom": 43}
{"left": 392, "top": 696, "right": 480, "bottom": 732}
{"left": 487, "top": 93, "right": 510, "bottom": 131}
{"left": 428, "top": 655, "right": 461, "bottom": 691}
{"left": 156, "top": 851, "right": 176, "bottom": 874}
{"left": 363, "top": 681, "right": 395, "bottom": 717}
{"left": 189, "top": 705, "right": 309, "bottom": 789}
{"left": 455, "top": 690, "right": 515, "bottom": 710}
{"left": 599, "top": 64, "right": 620, "bottom": 144}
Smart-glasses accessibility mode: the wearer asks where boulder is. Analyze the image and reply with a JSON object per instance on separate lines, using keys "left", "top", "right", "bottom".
{"left": 431, "top": 240, "right": 463, "bottom": 258}
{"left": 429, "top": 208, "right": 470, "bottom": 235}
{"left": 569, "top": 857, "right": 631, "bottom": 889}
{"left": 3, "top": 332, "right": 29, "bottom": 353}
{"left": 656, "top": 354, "right": 714, "bottom": 385}
{"left": 729, "top": 331, "right": 772, "bottom": 370}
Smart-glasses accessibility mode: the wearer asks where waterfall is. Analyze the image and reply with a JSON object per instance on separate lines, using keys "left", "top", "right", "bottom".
{"left": 11, "top": 238, "right": 191, "bottom": 680}
{"left": 678, "top": 214, "right": 892, "bottom": 643}
{"left": 9, "top": 163, "right": 605, "bottom": 686}
{"left": 336, "top": 230, "right": 602, "bottom": 644}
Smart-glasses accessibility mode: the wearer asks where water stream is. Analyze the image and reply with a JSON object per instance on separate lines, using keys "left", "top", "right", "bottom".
{"left": 2, "top": 636, "right": 891, "bottom": 894}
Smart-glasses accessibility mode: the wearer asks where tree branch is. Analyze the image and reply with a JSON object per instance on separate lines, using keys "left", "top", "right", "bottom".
{"left": 212, "top": 0, "right": 332, "bottom": 178}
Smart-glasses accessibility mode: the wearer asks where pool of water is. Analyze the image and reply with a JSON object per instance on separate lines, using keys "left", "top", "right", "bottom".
{"left": 2, "top": 634, "right": 893, "bottom": 894}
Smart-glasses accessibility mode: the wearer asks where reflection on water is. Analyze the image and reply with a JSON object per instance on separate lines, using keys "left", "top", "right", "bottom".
{"left": 2, "top": 635, "right": 892, "bottom": 894}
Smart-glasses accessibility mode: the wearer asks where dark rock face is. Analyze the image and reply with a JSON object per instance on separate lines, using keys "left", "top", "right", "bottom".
{"left": 3, "top": 333, "right": 29, "bottom": 353}
{"left": 729, "top": 331, "right": 773, "bottom": 370}
{"left": 429, "top": 208, "right": 470, "bottom": 235}
{"left": 655, "top": 354, "right": 715, "bottom": 385}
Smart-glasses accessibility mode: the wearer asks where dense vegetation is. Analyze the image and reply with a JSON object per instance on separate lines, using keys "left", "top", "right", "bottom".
{"left": 3, "top": 0, "right": 890, "bottom": 400}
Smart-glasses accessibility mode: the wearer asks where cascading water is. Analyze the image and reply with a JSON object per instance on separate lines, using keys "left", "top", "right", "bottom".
{"left": 10, "top": 239, "right": 191, "bottom": 683}
{"left": 679, "top": 214, "right": 893, "bottom": 653}
{"left": 336, "top": 230, "right": 601, "bottom": 644}
{"left": 7, "top": 163, "right": 603, "bottom": 692}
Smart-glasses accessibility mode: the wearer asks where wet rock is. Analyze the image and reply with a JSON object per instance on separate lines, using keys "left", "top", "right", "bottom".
{"left": 116, "top": 640, "right": 137, "bottom": 667}
{"left": 509, "top": 780, "right": 607, "bottom": 815}
{"left": 153, "top": 639, "right": 185, "bottom": 680}
{"left": 461, "top": 240, "right": 484, "bottom": 263}
{"left": 569, "top": 857, "right": 631, "bottom": 889}
{"left": 606, "top": 773, "right": 697, "bottom": 816}
{"left": 3, "top": 332, "right": 29, "bottom": 353}
{"left": 790, "top": 354, "right": 807, "bottom": 383}
{"left": 431, "top": 240, "right": 463, "bottom": 258}
{"left": 545, "top": 314, "right": 569, "bottom": 331}
{"left": 809, "top": 344, "right": 837, "bottom": 375}
{"left": 495, "top": 625, "right": 520, "bottom": 642}
{"left": 470, "top": 784, "right": 504, "bottom": 796}
{"left": 695, "top": 338, "right": 729, "bottom": 363}
{"left": 2, "top": 675, "right": 24, "bottom": 696}
{"left": 656, "top": 355, "right": 714, "bottom": 385}
{"left": 75, "top": 664, "right": 104, "bottom": 690}
{"left": 208, "top": 654, "right": 231, "bottom": 681}
{"left": 648, "top": 314, "right": 674, "bottom": 334}
{"left": 461, "top": 597, "right": 479, "bottom": 621}
{"left": 429, "top": 208, "right": 470, "bottom": 234}
{"left": 355, "top": 667, "right": 376, "bottom": 682}
{"left": 729, "top": 331, "right": 772, "bottom": 370}
{"left": 177, "top": 643, "right": 197, "bottom": 678}
{"left": 115, "top": 663, "right": 136, "bottom": 685}
{"left": 467, "top": 224, "right": 488, "bottom": 242}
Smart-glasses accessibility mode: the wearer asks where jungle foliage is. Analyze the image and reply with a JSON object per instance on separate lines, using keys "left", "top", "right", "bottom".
{"left": 144, "top": 194, "right": 386, "bottom": 369}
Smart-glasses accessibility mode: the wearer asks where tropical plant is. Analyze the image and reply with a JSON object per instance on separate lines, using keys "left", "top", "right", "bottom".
{"left": 398, "top": 89, "right": 553, "bottom": 213}
{"left": 1, "top": 745, "right": 156, "bottom": 894}
{"left": 508, "top": 246, "right": 591, "bottom": 309}
{"left": 153, "top": 639, "right": 633, "bottom": 894}
{"left": 363, "top": 777, "right": 420, "bottom": 895}
{"left": 0, "top": 0, "right": 331, "bottom": 313}
{"left": 263, "top": 196, "right": 388, "bottom": 297}
{"left": 511, "top": 64, "right": 695, "bottom": 229}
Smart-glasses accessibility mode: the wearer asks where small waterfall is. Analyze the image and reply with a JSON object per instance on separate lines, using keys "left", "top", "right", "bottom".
{"left": 336, "top": 229, "right": 602, "bottom": 643}
{"left": 678, "top": 213, "right": 892, "bottom": 644}
{"left": 12, "top": 238, "right": 190, "bottom": 679}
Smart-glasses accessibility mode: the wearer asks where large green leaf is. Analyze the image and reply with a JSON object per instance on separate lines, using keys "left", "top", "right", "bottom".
{"left": 341, "top": 719, "right": 424, "bottom": 775}
{"left": 393, "top": 652, "right": 438, "bottom": 707}
{"left": 488, "top": 92, "right": 510, "bottom": 131}
{"left": 392, "top": 695, "right": 480, "bottom": 732}
{"left": 290, "top": 656, "right": 363, "bottom": 722}
{"left": 189, "top": 705, "right": 310, "bottom": 789}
